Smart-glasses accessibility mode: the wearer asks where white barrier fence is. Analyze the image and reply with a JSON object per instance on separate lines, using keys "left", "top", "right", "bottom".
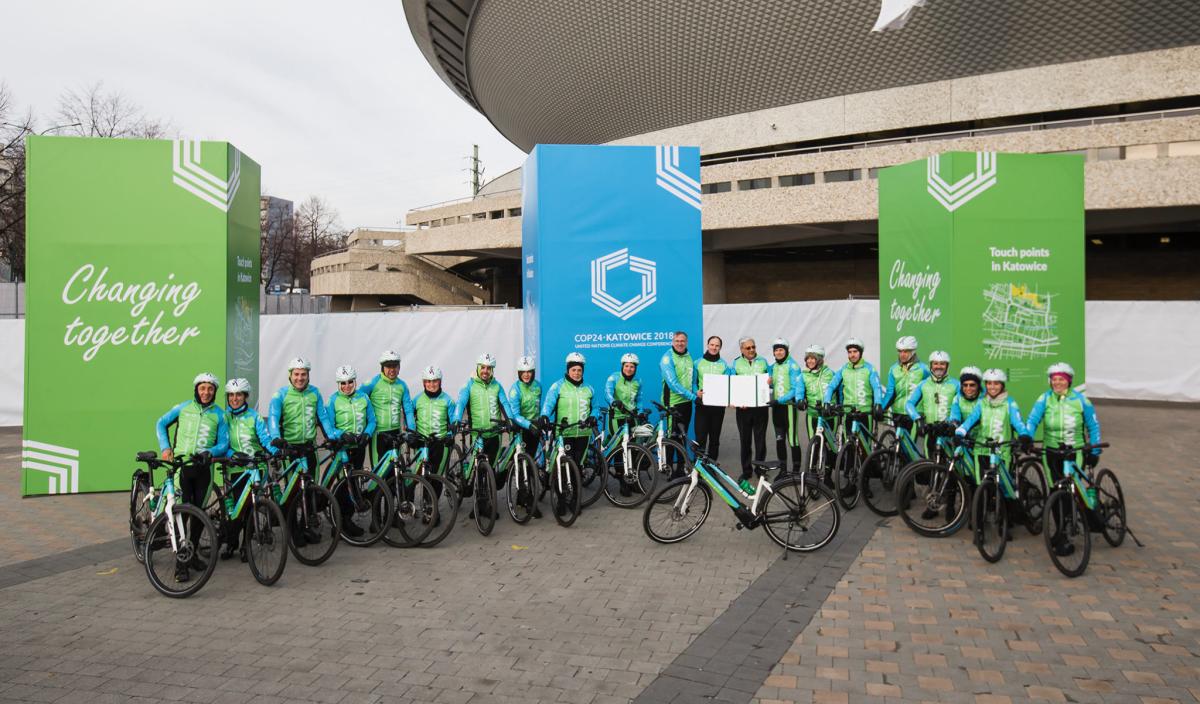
{"left": 1, "top": 300, "right": 1195, "bottom": 426}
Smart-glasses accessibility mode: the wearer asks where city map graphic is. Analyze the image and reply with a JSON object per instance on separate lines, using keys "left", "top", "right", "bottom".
{"left": 982, "top": 283, "right": 1059, "bottom": 359}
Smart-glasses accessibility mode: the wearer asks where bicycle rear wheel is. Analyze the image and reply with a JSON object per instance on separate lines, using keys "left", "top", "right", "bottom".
{"left": 473, "top": 458, "right": 498, "bottom": 536}
{"left": 1016, "top": 459, "right": 1048, "bottom": 535}
{"left": 333, "top": 470, "right": 394, "bottom": 547}
{"left": 605, "top": 444, "right": 655, "bottom": 509}
{"left": 834, "top": 441, "right": 864, "bottom": 511}
{"left": 972, "top": 478, "right": 1007, "bottom": 563}
{"left": 654, "top": 439, "right": 692, "bottom": 481}
{"left": 417, "top": 471, "right": 458, "bottom": 548}
{"left": 144, "top": 504, "right": 218, "bottom": 598}
{"left": 1043, "top": 489, "right": 1090, "bottom": 577}
{"left": 244, "top": 499, "right": 288, "bottom": 586}
{"left": 382, "top": 473, "right": 437, "bottom": 547}
{"left": 130, "top": 473, "right": 152, "bottom": 563}
{"left": 860, "top": 448, "right": 901, "bottom": 517}
{"left": 550, "top": 456, "right": 582, "bottom": 527}
{"left": 643, "top": 477, "right": 712, "bottom": 544}
{"left": 896, "top": 462, "right": 968, "bottom": 537}
{"left": 761, "top": 476, "right": 840, "bottom": 552}
{"left": 287, "top": 484, "right": 341, "bottom": 566}
{"left": 1095, "top": 469, "right": 1126, "bottom": 547}
{"left": 506, "top": 452, "right": 540, "bottom": 524}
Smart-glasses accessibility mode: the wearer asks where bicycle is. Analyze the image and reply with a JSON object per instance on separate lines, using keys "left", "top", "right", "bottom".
{"left": 643, "top": 439, "right": 840, "bottom": 552}
{"left": 130, "top": 451, "right": 219, "bottom": 598}
{"left": 397, "top": 431, "right": 458, "bottom": 547}
{"left": 269, "top": 439, "right": 342, "bottom": 566}
{"left": 965, "top": 437, "right": 1029, "bottom": 563}
{"left": 537, "top": 417, "right": 586, "bottom": 527}
{"left": 830, "top": 404, "right": 891, "bottom": 511}
{"left": 488, "top": 420, "right": 541, "bottom": 524}
{"left": 314, "top": 433, "right": 395, "bottom": 548}
{"left": 644, "top": 401, "right": 693, "bottom": 483}
{"left": 1041, "top": 442, "right": 1132, "bottom": 577}
{"left": 596, "top": 407, "right": 657, "bottom": 508}
{"left": 447, "top": 424, "right": 501, "bottom": 536}
{"left": 801, "top": 402, "right": 841, "bottom": 485}
{"left": 858, "top": 413, "right": 924, "bottom": 517}
{"left": 894, "top": 431, "right": 975, "bottom": 538}
{"left": 207, "top": 452, "right": 288, "bottom": 586}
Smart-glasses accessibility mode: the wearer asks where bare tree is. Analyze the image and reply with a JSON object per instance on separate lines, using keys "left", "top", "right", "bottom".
{"left": 260, "top": 196, "right": 295, "bottom": 287}
{"left": 288, "top": 195, "right": 346, "bottom": 290}
{"left": 0, "top": 83, "right": 34, "bottom": 280}
{"left": 56, "top": 82, "right": 171, "bottom": 139}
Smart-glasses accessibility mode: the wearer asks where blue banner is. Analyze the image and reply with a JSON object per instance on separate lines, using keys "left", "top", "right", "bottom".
{"left": 522, "top": 144, "right": 702, "bottom": 418}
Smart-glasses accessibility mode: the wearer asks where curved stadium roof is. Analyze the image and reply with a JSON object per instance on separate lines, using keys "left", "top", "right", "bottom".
{"left": 404, "top": 0, "right": 1200, "bottom": 152}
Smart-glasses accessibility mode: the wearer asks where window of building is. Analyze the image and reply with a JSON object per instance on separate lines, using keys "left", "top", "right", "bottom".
{"left": 1168, "top": 141, "right": 1200, "bottom": 157}
{"left": 867, "top": 168, "right": 881, "bottom": 180}
{"left": 777, "top": 173, "right": 815, "bottom": 187}
{"left": 472, "top": 212, "right": 487, "bottom": 221}
{"left": 737, "top": 177, "right": 771, "bottom": 191}
{"left": 1096, "top": 146, "right": 1123, "bottom": 161}
{"left": 701, "top": 181, "right": 731, "bottom": 194}
{"left": 823, "top": 169, "right": 860, "bottom": 183}
{"left": 1125, "top": 144, "right": 1158, "bottom": 160}
{"left": 508, "top": 207, "right": 522, "bottom": 217}
{"left": 430, "top": 219, "right": 442, "bottom": 228}
{"left": 489, "top": 210, "right": 504, "bottom": 219}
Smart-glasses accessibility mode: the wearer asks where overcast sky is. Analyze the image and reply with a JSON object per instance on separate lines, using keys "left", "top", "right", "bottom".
{"left": 0, "top": 0, "right": 527, "bottom": 228}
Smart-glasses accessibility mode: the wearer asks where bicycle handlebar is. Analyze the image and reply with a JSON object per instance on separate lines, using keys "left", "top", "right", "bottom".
{"left": 1045, "top": 441, "right": 1109, "bottom": 456}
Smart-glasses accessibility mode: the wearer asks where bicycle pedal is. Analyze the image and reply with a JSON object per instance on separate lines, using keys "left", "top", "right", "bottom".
{"left": 735, "top": 523, "right": 745, "bottom": 530}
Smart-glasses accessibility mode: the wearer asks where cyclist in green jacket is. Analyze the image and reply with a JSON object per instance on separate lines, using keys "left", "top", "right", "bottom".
{"left": 659, "top": 332, "right": 697, "bottom": 468}
{"left": 605, "top": 353, "right": 643, "bottom": 434}
{"left": 267, "top": 357, "right": 340, "bottom": 478}
{"left": 452, "top": 353, "right": 529, "bottom": 490}
{"left": 328, "top": 365, "right": 377, "bottom": 469}
{"left": 694, "top": 336, "right": 732, "bottom": 460}
{"left": 880, "top": 335, "right": 929, "bottom": 419}
{"left": 905, "top": 350, "right": 959, "bottom": 456}
{"left": 413, "top": 365, "right": 455, "bottom": 503}
{"left": 1025, "top": 362, "right": 1102, "bottom": 475}
{"left": 797, "top": 344, "right": 835, "bottom": 441}
{"left": 734, "top": 337, "right": 770, "bottom": 492}
{"left": 949, "top": 366, "right": 983, "bottom": 439}
{"left": 155, "top": 372, "right": 230, "bottom": 581}
{"left": 955, "top": 368, "right": 1032, "bottom": 467}
{"left": 768, "top": 338, "right": 804, "bottom": 475}
{"left": 538, "top": 352, "right": 601, "bottom": 468}
{"left": 823, "top": 338, "right": 883, "bottom": 422}
{"left": 221, "top": 377, "right": 274, "bottom": 559}
{"left": 508, "top": 355, "right": 542, "bottom": 458}
{"left": 359, "top": 350, "right": 415, "bottom": 468}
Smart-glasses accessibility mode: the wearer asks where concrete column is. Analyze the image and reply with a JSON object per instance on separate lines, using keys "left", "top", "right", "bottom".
{"left": 702, "top": 252, "right": 727, "bottom": 304}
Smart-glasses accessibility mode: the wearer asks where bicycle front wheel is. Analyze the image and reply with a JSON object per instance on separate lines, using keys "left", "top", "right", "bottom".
{"left": 506, "top": 452, "right": 540, "bottom": 524}
{"left": 605, "top": 443, "right": 655, "bottom": 509}
{"left": 550, "top": 456, "right": 582, "bottom": 527}
{"left": 382, "top": 473, "right": 437, "bottom": 548}
{"left": 860, "top": 448, "right": 902, "bottom": 517}
{"left": 287, "top": 484, "right": 341, "bottom": 566}
{"left": 834, "top": 441, "right": 864, "bottom": 511}
{"left": 896, "top": 462, "right": 968, "bottom": 537}
{"left": 1043, "top": 488, "right": 1090, "bottom": 577}
{"left": 1016, "top": 459, "right": 1048, "bottom": 535}
{"left": 244, "top": 499, "right": 288, "bottom": 586}
{"left": 643, "top": 477, "right": 711, "bottom": 544}
{"left": 972, "top": 478, "right": 1007, "bottom": 563}
{"left": 578, "top": 442, "right": 606, "bottom": 509}
{"left": 473, "top": 458, "right": 498, "bottom": 536}
{"left": 1095, "top": 469, "right": 1126, "bottom": 547}
{"left": 761, "top": 476, "right": 840, "bottom": 552}
{"left": 129, "top": 473, "right": 152, "bottom": 564}
{"left": 144, "top": 504, "right": 218, "bottom": 599}
{"left": 332, "top": 470, "right": 393, "bottom": 547}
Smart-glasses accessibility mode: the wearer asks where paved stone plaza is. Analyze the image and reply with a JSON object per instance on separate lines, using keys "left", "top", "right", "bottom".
{"left": 0, "top": 402, "right": 1195, "bottom": 704}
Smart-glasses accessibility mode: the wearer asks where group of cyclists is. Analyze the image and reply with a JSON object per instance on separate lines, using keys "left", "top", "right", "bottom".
{"left": 152, "top": 330, "right": 1104, "bottom": 582}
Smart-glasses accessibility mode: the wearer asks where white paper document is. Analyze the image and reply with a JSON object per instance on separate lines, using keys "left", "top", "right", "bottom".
{"left": 702, "top": 374, "right": 729, "bottom": 406}
{"left": 729, "top": 374, "right": 771, "bottom": 407}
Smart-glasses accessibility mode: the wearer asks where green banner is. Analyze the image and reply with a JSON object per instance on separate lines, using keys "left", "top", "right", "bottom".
{"left": 879, "top": 151, "right": 1084, "bottom": 409}
{"left": 23, "top": 136, "right": 260, "bottom": 496}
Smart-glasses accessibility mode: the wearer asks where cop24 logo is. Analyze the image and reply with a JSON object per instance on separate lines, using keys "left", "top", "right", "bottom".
{"left": 590, "top": 248, "right": 657, "bottom": 320}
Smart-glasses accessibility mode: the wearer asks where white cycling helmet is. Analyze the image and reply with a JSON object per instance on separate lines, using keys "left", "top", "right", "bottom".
{"left": 421, "top": 365, "right": 443, "bottom": 381}
{"left": 959, "top": 366, "right": 983, "bottom": 383}
{"left": 378, "top": 350, "right": 401, "bottom": 365}
{"left": 804, "top": 344, "right": 826, "bottom": 358}
{"left": 287, "top": 357, "right": 311, "bottom": 371}
{"left": 476, "top": 353, "right": 497, "bottom": 368}
{"left": 845, "top": 337, "right": 865, "bottom": 351}
{"left": 194, "top": 372, "right": 219, "bottom": 387}
{"left": 225, "top": 378, "right": 251, "bottom": 395}
{"left": 565, "top": 352, "right": 586, "bottom": 365}
{"left": 1047, "top": 362, "right": 1075, "bottom": 379}
{"left": 335, "top": 365, "right": 357, "bottom": 382}
{"left": 516, "top": 355, "right": 536, "bottom": 372}
{"left": 928, "top": 350, "right": 950, "bottom": 364}
{"left": 982, "top": 368, "right": 1008, "bottom": 383}
{"left": 771, "top": 337, "right": 789, "bottom": 350}
{"left": 620, "top": 353, "right": 640, "bottom": 366}
{"left": 896, "top": 335, "right": 919, "bottom": 351}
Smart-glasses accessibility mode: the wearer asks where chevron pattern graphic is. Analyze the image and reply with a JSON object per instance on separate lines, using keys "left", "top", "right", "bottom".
{"left": 655, "top": 145, "right": 701, "bottom": 210}
{"left": 172, "top": 139, "right": 241, "bottom": 212}
{"left": 926, "top": 151, "right": 998, "bottom": 212}
{"left": 22, "top": 440, "right": 80, "bottom": 495}
{"left": 590, "top": 248, "right": 658, "bottom": 320}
